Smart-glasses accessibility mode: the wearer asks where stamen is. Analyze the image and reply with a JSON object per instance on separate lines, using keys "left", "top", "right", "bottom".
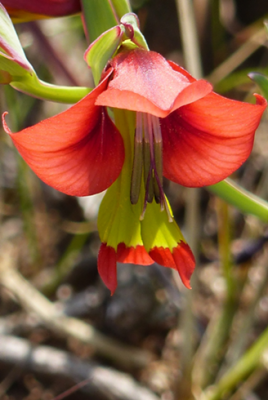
{"left": 143, "top": 114, "right": 154, "bottom": 203}
{"left": 152, "top": 117, "right": 163, "bottom": 188}
{"left": 131, "top": 112, "right": 173, "bottom": 223}
{"left": 152, "top": 174, "right": 161, "bottom": 204}
{"left": 130, "top": 113, "right": 143, "bottom": 204}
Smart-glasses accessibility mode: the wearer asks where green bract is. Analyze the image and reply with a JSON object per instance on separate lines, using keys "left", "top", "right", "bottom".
{"left": 0, "top": 3, "right": 90, "bottom": 103}
{"left": 85, "top": 26, "right": 124, "bottom": 85}
{"left": 84, "top": 13, "right": 148, "bottom": 85}
{"left": 0, "top": 3, "right": 34, "bottom": 83}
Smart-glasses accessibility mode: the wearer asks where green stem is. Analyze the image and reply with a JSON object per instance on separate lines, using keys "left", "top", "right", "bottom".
{"left": 202, "top": 201, "right": 237, "bottom": 387}
{"left": 193, "top": 201, "right": 244, "bottom": 390}
{"left": 11, "top": 75, "right": 91, "bottom": 103}
{"left": 174, "top": 0, "right": 202, "bottom": 398}
{"left": 218, "top": 200, "right": 234, "bottom": 297}
{"left": 207, "top": 178, "right": 268, "bottom": 222}
{"left": 111, "top": 0, "right": 132, "bottom": 18}
{"left": 221, "top": 263, "right": 268, "bottom": 374}
{"left": 203, "top": 325, "right": 268, "bottom": 400}
{"left": 81, "top": 0, "right": 118, "bottom": 42}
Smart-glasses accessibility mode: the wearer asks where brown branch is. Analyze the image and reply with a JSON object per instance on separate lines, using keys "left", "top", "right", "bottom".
{"left": 0, "top": 243, "right": 153, "bottom": 369}
{"left": 0, "top": 335, "right": 160, "bottom": 400}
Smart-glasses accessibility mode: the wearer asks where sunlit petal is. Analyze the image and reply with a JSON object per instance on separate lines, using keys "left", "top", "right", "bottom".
{"left": 162, "top": 94, "right": 267, "bottom": 187}
{"left": 96, "top": 49, "right": 212, "bottom": 117}
{"left": 3, "top": 74, "right": 125, "bottom": 196}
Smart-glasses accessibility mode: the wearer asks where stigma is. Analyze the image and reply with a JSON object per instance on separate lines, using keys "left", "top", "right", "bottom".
{"left": 131, "top": 112, "right": 172, "bottom": 221}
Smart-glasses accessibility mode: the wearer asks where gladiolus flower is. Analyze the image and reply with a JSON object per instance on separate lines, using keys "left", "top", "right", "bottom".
{"left": 1, "top": 0, "right": 81, "bottom": 22}
{"left": 2, "top": 48, "right": 266, "bottom": 294}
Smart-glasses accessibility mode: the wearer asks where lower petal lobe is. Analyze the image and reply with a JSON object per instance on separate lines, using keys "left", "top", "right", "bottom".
{"left": 98, "top": 243, "right": 117, "bottom": 295}
{"left": 141, "top": 200, "right": 195, "bottom": 289}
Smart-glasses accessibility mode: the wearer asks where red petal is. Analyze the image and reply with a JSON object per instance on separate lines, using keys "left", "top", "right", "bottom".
{"left": 98, "top": 243, "right": 117, "bottom": 295}
{"left": 117, "top": 242, "right": 154, "bottom": 265}
{"left": 96, "top": 49, "right": 212, "bottom": 117}
{"left": 149, "top": 242, "right": 195, "bottom": 289}
{"left": 149, "top": 247, "right": 176, "bottom": 268}
{"left": 168, "top": 60, "right": 196, "bottom": 82}
{"left": 3, "top": 75, "right": 125, "bottom": 196}
{"left": 3, "top": 0, "right": 81, "bottom": 17}
{"left": 162, "top": 93, "right": 267, "bottom": 187}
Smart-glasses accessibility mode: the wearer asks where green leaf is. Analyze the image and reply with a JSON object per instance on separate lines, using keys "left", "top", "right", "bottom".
{"left": 213, "top": 67, "right": 268, "bottom": 93}
{"left": 111, "top": 0, "right": 132, "bottom": 19}
{"left": 207, "top": 178, "right": 268, "bottom": 222}
{"left": 248, "top": 72, "right": 268, "bottom": 100}
{"left": 81, "top": 0, "right": 118, "bottom": 42}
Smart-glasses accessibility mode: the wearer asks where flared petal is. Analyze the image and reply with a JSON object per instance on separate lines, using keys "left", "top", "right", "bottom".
{"left": 96, "top": 49, "right": 212, "bottom": 118}
{"left": 149, "top": 243, "right": 195, "bottom": 289}
{"left": 162, "top": 93, "right": 267, "bottom": 187}
{"left": 141, "top": 200, "right": 195, "bottom": 289}
{"left": 2, "top": 0, "right": 81, "bottom": 22}
{"left": 98, "top": 243, "right": 118, "bottom": 295}
{"left": 98, "top": 242, "right": 153, "bottom": 294}
{"left": 117, "top": 243, "right": 153, "bottom": 265}
{"left": 3, "top": 74, "right": 125, "bottom": 196}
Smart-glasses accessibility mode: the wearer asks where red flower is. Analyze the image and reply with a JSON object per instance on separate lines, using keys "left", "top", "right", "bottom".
{"left": 1, "top": 0, "right": 80, "bottom": 22}
{"left": 3, "top": 48, "right": 266, "bottom": 293}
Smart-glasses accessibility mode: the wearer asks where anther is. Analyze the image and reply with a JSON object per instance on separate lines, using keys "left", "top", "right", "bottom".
{"left": 143, "top": 114, "right": 154, "bottom": 203}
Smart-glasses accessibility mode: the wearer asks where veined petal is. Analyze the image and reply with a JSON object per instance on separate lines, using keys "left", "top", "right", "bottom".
{"left": 162, "top": 93, "right": 267, "bottom": 187}
{"left": 141, "top": 200, "right": 195, "bottom": 289}
{"left": 96, "top": 49, "right": 212, "bottom": 118}
{"left": 3, "top": 74, "right": 125, "bottom": 196}
{"left": 3, "top": 0, "right": 81, "bottom": 22}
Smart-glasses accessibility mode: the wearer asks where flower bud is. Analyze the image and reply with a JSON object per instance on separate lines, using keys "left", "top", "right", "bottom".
{"left": 0, "top": 3, "right": 34, "bottom": 84}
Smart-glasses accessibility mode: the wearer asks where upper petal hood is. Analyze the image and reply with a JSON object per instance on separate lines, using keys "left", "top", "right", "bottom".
{"left": 3, "top": 74, "right": 125, "bottom": 196}
{"left": 96, "top": 49, "right": 212, "bottom": 118}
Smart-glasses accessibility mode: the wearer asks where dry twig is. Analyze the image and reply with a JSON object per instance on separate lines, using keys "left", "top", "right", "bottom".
{"left": 0, "top": 335, "right": 160, "bottom": 400}
{"left": 0, "top": 242, "right": 152, "bottom": 369}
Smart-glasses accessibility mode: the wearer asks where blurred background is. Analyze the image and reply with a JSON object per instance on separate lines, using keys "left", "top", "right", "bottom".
{"left": 0, "top": 0, "right": 268, "bottom": 399}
